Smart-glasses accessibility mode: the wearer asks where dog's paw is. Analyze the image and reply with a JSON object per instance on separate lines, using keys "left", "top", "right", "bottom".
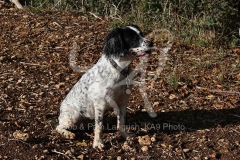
{"left": 63, "top": 131, "right": 76, "bottom": 139}
{"left": 93, "top": 139, "right": 105, "bottom": 150}
{"left": 56, "top": 126, "right": 76, "bottom": 139}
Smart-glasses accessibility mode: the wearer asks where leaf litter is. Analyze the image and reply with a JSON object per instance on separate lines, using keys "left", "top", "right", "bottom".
{"left": 0, "top": 7, "right": 240, "bottom": 160}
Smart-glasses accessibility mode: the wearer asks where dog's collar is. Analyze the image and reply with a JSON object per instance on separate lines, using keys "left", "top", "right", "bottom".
{"left": 109, "top": 58, "right": 129, "bottom": 77}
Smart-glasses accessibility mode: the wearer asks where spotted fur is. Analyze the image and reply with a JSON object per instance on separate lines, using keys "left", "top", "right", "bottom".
{"left": 56, "top": 25, "right": 153, "bottom": 150}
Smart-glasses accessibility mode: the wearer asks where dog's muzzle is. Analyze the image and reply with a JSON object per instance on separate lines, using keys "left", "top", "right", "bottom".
{"left": 130, "top": 40, "right": 153, "bottom": 57}
{"left": 130, "top": 48, "right": 152, "bottom": 57}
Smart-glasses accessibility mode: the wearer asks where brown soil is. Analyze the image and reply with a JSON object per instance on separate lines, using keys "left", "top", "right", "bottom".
{"left": 0, "top": 5, "right": 240, "bottom": 160}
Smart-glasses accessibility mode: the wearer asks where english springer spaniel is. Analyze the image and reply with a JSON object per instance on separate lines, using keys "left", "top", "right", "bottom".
{"left": 56, "top": 25, "right": 154, "bottom": 150}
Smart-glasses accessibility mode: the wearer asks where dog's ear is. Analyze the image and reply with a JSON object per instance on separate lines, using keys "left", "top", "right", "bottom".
{"left": 103, "top": 28, "right": 127, "bottom": 58}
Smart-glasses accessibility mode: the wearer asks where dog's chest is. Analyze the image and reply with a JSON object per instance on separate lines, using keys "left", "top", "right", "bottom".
{"left": 105, "top": 81, "right": 131, "bottom": 106}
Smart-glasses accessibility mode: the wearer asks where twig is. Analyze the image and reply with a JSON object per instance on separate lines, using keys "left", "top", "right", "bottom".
{"left": 52, "top": 22, "right": 62, "bottom": 28}
{"left": 109, "top": 3, "right": 122, "bottom": 21}
{"left": 196, "top": 86, "right": 240, "bottom": 96}
{"left": 0, "top": 96, "right": 7, "bottom": 104}
{"left": 229, "top": 114, "right": 240, "bottom": 118}
{"left": 51, "top": 149, "right": 71, "bottom": 159}
{"left": 88, "top": 12, "right": 102, "bottom": 20}
{"left": 15, "top": 108, "right": 26, "bottom": 111}
{"left": 231, "top": 128, "right": 240, "bottom": 134}
{"left": 127, "top": 107, "right": 134, "bottom": 111}
{"left": 0, "top": 73, "right": 12, "bottom": 76}
{"left": 212, "top": 104, "right": 218, "bottom": 110}
{"left": 47, "top": 121, "right": 54, "bottom": 130}
{"left": 179, "top": 146, "right": 186, "bottom": 160}
{"left": 8, "top": 139, "right": 28, "bottom": 145}
{"left": 209, "top": 90, "right": 240, "bottom": 96}
{"left": 140, "top": 128, "right": 148, "bottom": 132}
{"left": 51, "top": 0, "right": 61, "bottom": 10}
{"left": 109, "top": 139, "right": 118, "bottom": 148}
{"left": 19, "top": 62, "right": 47, "bottom": 66}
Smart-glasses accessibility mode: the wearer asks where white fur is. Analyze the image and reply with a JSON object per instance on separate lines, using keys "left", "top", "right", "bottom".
{"left": 56, "top": 25, "right": 153, "bottom": 150}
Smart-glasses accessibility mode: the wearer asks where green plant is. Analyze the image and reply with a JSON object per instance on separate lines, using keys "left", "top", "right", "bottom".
{"left": 19, "top": 0, "right": 240, "bottom": 47}
{"left": 166, "top": 73, "right": 179, "bottom": 89}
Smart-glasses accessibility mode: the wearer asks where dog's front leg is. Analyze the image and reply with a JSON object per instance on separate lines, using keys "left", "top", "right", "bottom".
{"left": 93, "top": 105, "right": 105, "bottom": 150}
{"left": 117, "top": 105, "right": 135, "bottom": 139}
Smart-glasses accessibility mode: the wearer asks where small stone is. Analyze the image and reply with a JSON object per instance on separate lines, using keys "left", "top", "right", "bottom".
{"left": 32, "top": 144, "right": 39, "bottom": 149}
{"left": 37, "top": 156, "right": 45, "bottom": 160}
{"left": 151, "top": 136, "right": 156, "bottom": 142}
{"left": 131, "top": 158, "right": 135, "bottom": 160}
{"left": 138, "top": 135, "right": 151, "bottom": 146}
{"left": 194, "top": 157, "right": 201, "bottom": 160}
{"left": 43, "top": 85, "right": 49, "bottom": 89}
{"left": 183, "top": 149, "right": 190, "bottom": 153}
{"left": 117, "top": 156, "right": 121, "bottom": 160}
{"left": 153, "top": 101, "right": 159, "bottom": 107}
{"left": 55, "top": 82, "right": 65, "bottom": 89}
{"left": 141, "top": 146, "right": 148, "bottom": 152}
{"left": 23, "top": 15, "right": 29, "bottom": 19}
{"left": 77, "top": 154, "right": 84, "bottom": 160}
{"left": 141, "top": 108, "right": 146, "bottom": 112}
{"left": 43, "top": 149, "right": 48, "bottom": 153}
{"left": 76, "top": 141, "right": 87, "bottom": 147}
{"left": 7, "top": 107, "right": 12, "bottom": 111}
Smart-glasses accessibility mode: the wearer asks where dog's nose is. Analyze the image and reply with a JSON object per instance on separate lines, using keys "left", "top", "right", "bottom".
{"left": 144, "top": 39, "right": 153, "bottom": 47}
{"left": 142, "top": 39, "right": 154, "bottom": 47}
{"left": 148, "top": 41, "right": 153, "bottom": 47}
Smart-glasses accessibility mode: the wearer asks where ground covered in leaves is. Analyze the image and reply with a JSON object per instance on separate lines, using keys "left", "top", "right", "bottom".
{"left": 0, "top": 6, "right": 240, "bottom": 160}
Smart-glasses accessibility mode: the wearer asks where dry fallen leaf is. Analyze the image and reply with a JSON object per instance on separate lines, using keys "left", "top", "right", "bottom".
{"left": 169, "top": 94, "right": 177, "bottom": 100}
{"left": 215, "top": 103, "right": 224, "bottom": 109}
{"left": 161, "top": 143, "right": 167, "bottom": 148}
{"left": 13, "top": 130, "right": 29, "bottom": 141}
{"left": 0, "top": 6, "right": 239, "bottom": 160}
{"left": 237, "top": 73, "right": 240, "bottom": 81}
{"left": 207, "top": 94, "right": 215, "bottom": 99}
{"left": 210, "top": 152, "right": 217, "bottom": 158}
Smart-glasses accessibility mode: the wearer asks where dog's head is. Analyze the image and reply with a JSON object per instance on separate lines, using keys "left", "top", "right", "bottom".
{"left": 103, "top": 25, "right": 153, "bottom": 59}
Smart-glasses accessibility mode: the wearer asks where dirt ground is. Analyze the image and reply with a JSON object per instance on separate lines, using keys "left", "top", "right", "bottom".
{"left": 0, "top": 5, "right": 240, "bottom": 160}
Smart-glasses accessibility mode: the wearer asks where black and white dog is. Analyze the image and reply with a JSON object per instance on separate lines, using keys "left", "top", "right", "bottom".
{"left": 56, "top": 25, "right": 153, "bottom": 150}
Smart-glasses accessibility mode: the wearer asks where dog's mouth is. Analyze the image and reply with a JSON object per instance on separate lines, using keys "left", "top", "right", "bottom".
{"left": 131, "top": 49, "right": 152, "bottom": 57}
